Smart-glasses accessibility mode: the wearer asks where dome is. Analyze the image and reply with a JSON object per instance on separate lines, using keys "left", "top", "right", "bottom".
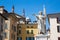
{"left": 26, "top": 17, "right": 31, "bottom": 22}
{"left": 26, "top": 17, "right": 30, "bottom": 20}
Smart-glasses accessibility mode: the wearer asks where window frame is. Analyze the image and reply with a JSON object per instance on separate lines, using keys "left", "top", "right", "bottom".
{"left": 57, "top": 17, "right": 60, "bottom": 23}
{"left": 58, "top": 37, "right": 60, "bottom": 40}
{"left": 27, "top": 26, "right": 29, "bottom": 28}
{"left": 26, "top": 30, "right": 29, "bottom": 34}
{"left": 57, "top": 26, "right": 60, "bottom": 33}
{"left": 31, "top": 30, "right": 33, "bottom": 34}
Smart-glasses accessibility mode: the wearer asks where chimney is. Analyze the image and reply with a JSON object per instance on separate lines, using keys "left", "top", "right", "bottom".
{"left": 0, "top": 6, "right": 4, "bottom": 14}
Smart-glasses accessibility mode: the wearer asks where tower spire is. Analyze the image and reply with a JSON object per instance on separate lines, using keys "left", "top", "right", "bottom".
{"left": 43, "top": 5, "right": 46, "bottom": 16}
{"left": 22, "top": 9, "right": 25, "bottom": 17}
{"left": 12, "top": 5, "right": 14, "bottom": 13}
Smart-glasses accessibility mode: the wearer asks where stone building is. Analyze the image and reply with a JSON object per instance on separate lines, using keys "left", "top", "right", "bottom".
{"left": 0, "top": 13, "right": 7, "bottom": 40}
{"left": 0, "top": 6, "right": 22, "bottom": 40}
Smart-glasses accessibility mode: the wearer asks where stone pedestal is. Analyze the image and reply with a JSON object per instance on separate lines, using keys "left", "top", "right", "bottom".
{"left": 35, "top": 34, "right": 50, "bottom": 40}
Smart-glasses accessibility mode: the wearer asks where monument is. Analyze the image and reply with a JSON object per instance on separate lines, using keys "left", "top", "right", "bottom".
{"left": 33, "top": 7, "right": 46, "bottom": 34}
{"left": 34, "top": 5, "right": 50, "bottom": 40}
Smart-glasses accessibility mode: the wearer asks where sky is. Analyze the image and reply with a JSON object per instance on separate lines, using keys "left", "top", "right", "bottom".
{"left": 0, "top": 0, "right": 60, "bottom": 29}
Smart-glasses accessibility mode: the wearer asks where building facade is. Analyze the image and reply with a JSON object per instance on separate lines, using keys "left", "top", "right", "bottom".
{"left": 4, "top": 13, "right": 18, "bottom": 40}
{"left": 17, "top": 22, "right": 38, "bottom": 40}
{"left": 0, "top": 13, "right": 7, "bottom": 40}
{"left": 0, "top": 6, "right": 8, "bottom": 40}
{"left": 0, "top": 6, "right": 21, "bottom": 40}
{"left": 48, "top": 13, "right": 60, "bottom": 40}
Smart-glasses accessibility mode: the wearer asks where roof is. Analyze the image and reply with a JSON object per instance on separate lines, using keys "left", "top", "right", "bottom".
{"left": 8, "top": 13, "right": 18, "bottom": 19}
{"left": 47, "top": 12, "right": 60, "bottom": 16}
{"left": 3, "top": 9, "right": 8, "bottom": 13}
{"left": 2, "top": 12, "right": 25, "bottom": 21}
{"left": 0, "top": 13, "right": 7, "bottom": 20}
{"left": 2, "top": 13, "right": 9, "bottom": 17}
{"left": 0, "top": 6, "right": 4, "bottom": 8}
{"left": 9, "top": 12, "right": 25, "bottom": 18}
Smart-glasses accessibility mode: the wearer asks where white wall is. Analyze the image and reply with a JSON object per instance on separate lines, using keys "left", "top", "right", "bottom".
{"left": 49, "top": 14, "right": 60, "bottom": 40}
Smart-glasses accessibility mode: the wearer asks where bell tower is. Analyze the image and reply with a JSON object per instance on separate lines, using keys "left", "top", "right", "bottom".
{"left": 12, "top": 5, "right": 14, "bottom": 13}
{"left": 22, "top": 9, "right": 25, "bottom": 17}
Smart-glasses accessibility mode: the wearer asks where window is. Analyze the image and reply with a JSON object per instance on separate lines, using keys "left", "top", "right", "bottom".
{"left": 13, "top": 35, "right": 15, "bottom": 40}
{"left": 57, "top": 26, "right": 60, "bottom": 32}
{"left": 19, "top": 30, "right": 21, "bottom": 34}
{"left": 5, "top": 23, "right": 8, "bottom": 29}
{"left": 14, "top": 26, "right": 16, "bottom": 32}
{"left": 26, "top": 37, "right": 31, "bottom": 40}
{"left": 4, "top": 32, "right": 7, "bottom": 38}
{"left": 12, "top": 25, "right": 16, "bottom": 32}
{"left": 27, "top": 26, "right": 29, "bottom": 28}
{"left": 31, "top": 30, "right": 33, "bottom": 34}
{"left": 0, "top": 35, "right": 3, "bottom": 40}
{"left": 1, "top": 18, "right": 3, "bottom": 24}
{"left": 57, "top": 17, "right": 60, "bottom": 23}
{"left": 17, "top": 37, "right": 22, "bottom": 40}
{"left": 26, "top": 37, "right": 34, "bottom": 40}
{"left": 31, "top": 26, "right": 33, "bottom": 28}
{"left": 31, "top": 37, "right": 34, "bottom": 40}
{"left": 58, "top": 37, "right": 60, "bottom": 40}
{"left": 19, "top": 26, "right": 21, "bottom": 28}
{"left": 26, "top": 30, "right": 29, "bottom": 34}
{"left": 11, "top": 34, "right": 15, "bottom": 40}
{"left": 17, "top": 31, "right": 19, "bottom": 35}
{"left": 0, "top": 25, "right": 3, "bottom": 32}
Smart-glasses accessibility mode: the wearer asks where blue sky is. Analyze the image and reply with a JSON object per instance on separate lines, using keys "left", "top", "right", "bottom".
{"left": 0, "top": 0, "right": 60, "bottom": 29}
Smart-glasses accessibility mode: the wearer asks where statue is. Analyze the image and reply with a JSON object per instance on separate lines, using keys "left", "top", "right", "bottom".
{"left": 33, "top": 11, "right": 46, "bottom": 34}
